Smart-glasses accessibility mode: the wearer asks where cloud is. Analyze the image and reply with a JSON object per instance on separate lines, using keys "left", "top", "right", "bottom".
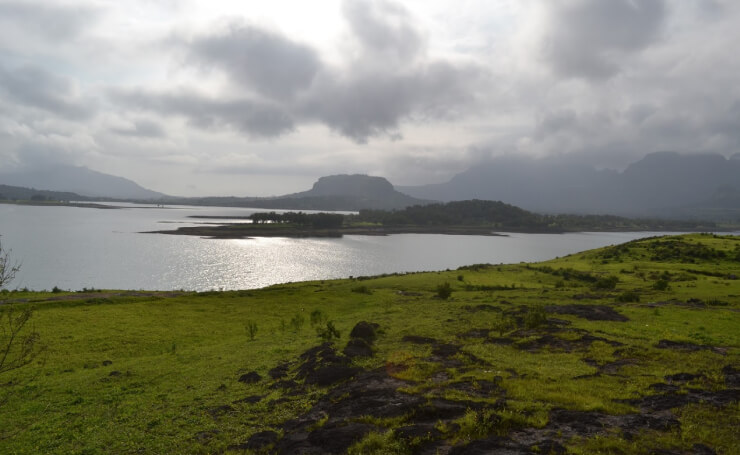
{"left": 540, "top": 0, "right": 667, "bottom": 79}
{"left": 0, "top": 64, "right": 95, "bottom": 119}
{"left": 112, "top": 89, "right": 295, "bottom": 138}
{"left": 0, "top": 1, "right": 99, "bottom": 42}
{"left": 160, "top": 0, "right": 483, "bottom": 143}
{"left": 186, "top": 22, "right": 321, "bottom": 101}
{"left": 110, "top": 119, "right": 166, "bottom": 138}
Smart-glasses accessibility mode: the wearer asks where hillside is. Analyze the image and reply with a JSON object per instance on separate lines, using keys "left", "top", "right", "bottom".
{"left": 0, "top": 165, "right": 166, "bottom": 200}
{"left": 0, "top": 184, "right": 86, "bottom": 202}
{"left": 1, "top": 234, "right": 738, "bottom": 454}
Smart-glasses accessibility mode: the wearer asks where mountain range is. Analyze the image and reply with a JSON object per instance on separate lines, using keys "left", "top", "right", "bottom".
{"left": 398, "top": 152, "right": 740, "bottom": 220}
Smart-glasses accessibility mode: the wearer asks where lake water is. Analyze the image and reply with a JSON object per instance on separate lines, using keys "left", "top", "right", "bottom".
{"left": 0, "top": 203, "right": 712, "bottom": 291}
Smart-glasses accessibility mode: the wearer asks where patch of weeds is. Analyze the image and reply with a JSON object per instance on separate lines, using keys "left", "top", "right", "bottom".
{"left": 290, "top": 314, "right": 305, "bottom": 332}
{"left": 245, "top": 320, "right": 258, "bottom": 341}
{"left": 653, "top": 279, "right": 671, "bottom": 291}
{"left": 616, "top": 291, "right": 640, "bottom": 303}
{"left": 593, "top": 276, "right": 619, "bottom": 290}
{"left": 455, "top": 408, "right": 496, "bottom": 441}
{"left": 351, "top": 285, "right": 373, "bottom": 295}
{"left": 347, "top": 430, "right": 410, "bottom": 455}
{"left": 310, "top": 309, "right": 326, "bottom": 327}
{"left": 492, "top": 313, "right": 517, "bottom": 336}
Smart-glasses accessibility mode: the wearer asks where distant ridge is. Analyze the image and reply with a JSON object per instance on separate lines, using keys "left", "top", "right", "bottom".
{"left": 0, "top": 165, "right": 166, "bottom": 200}
{"left": 397, "top": 152, "right": 740, "bottom": 220}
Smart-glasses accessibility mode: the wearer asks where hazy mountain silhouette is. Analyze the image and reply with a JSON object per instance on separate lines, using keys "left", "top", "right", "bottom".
{"left": 397, "top": 152, "right": 740, "bottom": 219}
{"left": 0, "top": 165, "right": 166, "bottom": 200}
{"left": 0, "top": 184, "right": 86, "bottom": 202}
{"left": 174, "top": 174, "right": 429, "bottom": 211}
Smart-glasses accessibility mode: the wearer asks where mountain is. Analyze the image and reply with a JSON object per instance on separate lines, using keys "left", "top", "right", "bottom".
{"left": 0, "top": 184, "right": 86, "bottom": 202}
{"left": 0, "top": 165, "right": 166, "bottom": 200}
{"left": 398, "top": 152, "right": 740, "bottom": 219}
{"left": 167, "top": 174, "right": 430, "bottom": 211}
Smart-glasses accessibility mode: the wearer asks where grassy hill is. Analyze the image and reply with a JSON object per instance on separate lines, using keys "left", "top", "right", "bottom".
{"left": 0, "top": 234, "right": 738, "bottom": 454}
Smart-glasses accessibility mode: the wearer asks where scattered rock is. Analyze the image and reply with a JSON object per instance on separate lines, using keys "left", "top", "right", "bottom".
{"left": 458, "top": 328, "right": 491, "bottom": 339}
{"left": 238, "top": 371, "right": 262, "bottom": 384}
{"left": 304, "top": 364, "right": 361, "bottom": 387}
{"left": 464, "top": 304, "right": 501, "bottom": 312}
{"left": 207, "top": 405, "right": 234, "bottom": 419}
{"left": 232, "top": 395, "right": 264, "bottom": 404}
{"left": 348, "top": 321, "right": 379, "bottom": 342}
{"left": 243, "top": 430, "right": 279, "bottom": 451}
{"left": 109, "top": 370, "right": 121, "bottom": 377}
{"left": 722, "top": 365, "right": 740, "bottom": 387}
{"left": 518, "top": 333, "right": 622, "bottom": 352}
{"left": 665, "top": 372, "right": 703, "bottom": 383}
{"left": 268, "top": 363, "right": 290, "bottom": 380}
{"left": 343, "top": 338, "right": 373, "bottom": 358}
{"left": 545, "top": 304, "right": 629, "bottom": 321}
{"left": 102, "top": 360, "right": 112, "bottom": 366}
{"left": 306, "top": 422, "right": 378, "bottom": 454}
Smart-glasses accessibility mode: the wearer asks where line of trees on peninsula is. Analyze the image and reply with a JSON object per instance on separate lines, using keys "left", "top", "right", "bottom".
{"left": 249, "top": 211, "right": 344, "bottom": 228}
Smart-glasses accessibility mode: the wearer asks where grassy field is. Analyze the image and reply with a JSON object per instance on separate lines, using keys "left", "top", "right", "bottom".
{"left": 0, "top": 233, "right": 738, "bottom": 454}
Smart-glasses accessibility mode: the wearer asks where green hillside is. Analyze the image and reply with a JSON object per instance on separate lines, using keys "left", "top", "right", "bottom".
{"left": 1, "top": 234, "right": 738, "bottom": 454}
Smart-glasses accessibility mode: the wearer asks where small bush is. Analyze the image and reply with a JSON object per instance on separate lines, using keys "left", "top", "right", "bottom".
{"left": 652, "top": 279, "right": 670, "bottom": 291}
{"left": 436, "top": 282, "right": 452, "bottom": 300}
{"left": 310, "top": 309, "right": 326, "bottom": 327}
{"left": 524, "top": 304, "right": 548, "bottom": 329}
{"left": 616, "top": 291, "right": 640, "bottom": 303}
{"left": 593, "top": 276, "right": 619, "bottom": 290}
{"left": 52, "top": 286, "right": 63, "bottom": 294}
{"left": 290, "top": 314, "right": 305, "bottom": 332}
{"left": 245, "top": 320, "right": 258, "bottom": 341}
{"left": 317, "top": 321, "right": 341, "bottom": 342}
{"left": 351, "top": 285, "right": 372, "bottom": 295}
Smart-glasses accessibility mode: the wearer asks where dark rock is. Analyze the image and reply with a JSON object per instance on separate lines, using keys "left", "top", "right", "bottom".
{"left": 207, "top": 405, "right": 234, "bottom": 418}
{"left": 343, "top": 338, "right": 374, "bottom": 358}
{"left": 722, "top": 364, "right": 740, "bottom": 387}
{"left": 102, "top": 360, "right": 113, "bottom": 366}
{"left": 691, "top": 443, "right": 718, "bottom": 455}
{"left": 194, "top": 429, "right": 220, "bottom": 442}
{"left": 304, "top": 364, "right": 361, "bottom": 386}
{"left": 458, "top": 328, "right": 491, "bottom": 339}
{"left": 233, "top": 395, "right": 264, "bottom": 404}
{"left": 402, "top": 335, "right": 438, "bottom": 345}
{"left": 306, "top": 422, "right": 378, "bottom": 454}
{"left": 269, "top": 363, "right": 290, "bottom": 380}
{"left": 431, "top": 343, "right": 460, "bottom": 358}
{"left": 649, "top": 383, "right": 680, "bottom": 393}
{"left": 244, "top": 430, "right": 279, "bottom": 450}
{"left": 485, "top": 337, "right": 515, "bottom": 345}
{"left": 465, "top": 304, "right": 501, "bottom": 312}
{"left": 656, "top": 340, "right": 710, "bottom": 351}
{"left": 665, "top": 372, "right": 702, "bottom": 383}
{"left": 448, "top": 436, "right": 523, "bottom": 455}
{"left": 348, "top": 321, "right": 379, "bottom": 342}
{"left": 238, "top": 371, "right": 262, "bottom": 384}
{"left": 413, "top": 399, "right": 477, "bottom": 422}
{"left": 545, "top": 304, "right": 629, "bottom": 321}
{"left": 270, "top": 379, "right": 300, "bottom": 391}
{"left": 395, "top": 423, "right": 443, "bottom": 441}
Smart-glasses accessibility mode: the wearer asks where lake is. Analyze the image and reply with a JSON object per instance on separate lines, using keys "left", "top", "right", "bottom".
{"left": 0, "top": 203, "right": 712, "bottom": 291}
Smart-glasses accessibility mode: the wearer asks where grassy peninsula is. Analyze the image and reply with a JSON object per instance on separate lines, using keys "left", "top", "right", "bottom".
{"left": 1, "top": 234, "right": 739, "bottom": 454}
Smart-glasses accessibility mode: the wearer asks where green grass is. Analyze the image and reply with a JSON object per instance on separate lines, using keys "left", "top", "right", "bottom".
{"left": 0, "top": 234, "right": 738, "bottom": 454}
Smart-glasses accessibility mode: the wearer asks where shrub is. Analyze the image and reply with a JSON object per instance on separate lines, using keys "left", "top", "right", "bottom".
{"left": 593, "top": 275, "right": 619, "bottom": 290}
{"left": 436, "top": 282, "right": 452, "bottom": 300}
{"left": 652, "top": 279, "right": 670, "bottom": 291}
{"left": 310, "top": 309, "right": 326, "bottom": 327}
{"left": 616, "top": 291, "right": 640, "bottom": 303}
{"left": 351, "top": 285, "right": 372, "bottom": 295}
{"left": 317, "top": 321, "right": 341, "bottom": 342}
{"left": 289, "top": 314, "right": 305, "bottom": 332}
{"left": 524, "top": 304, "right": 548, "bottom": 329}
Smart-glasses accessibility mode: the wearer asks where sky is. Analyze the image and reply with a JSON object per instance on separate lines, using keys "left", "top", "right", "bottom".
{"left": 0, "top": 0, "right": 738, "bottom": 196}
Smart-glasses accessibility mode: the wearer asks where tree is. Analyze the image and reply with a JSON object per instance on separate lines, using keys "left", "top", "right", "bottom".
{"left": 0, "top": 239, "right": 21, "bottom": 289}
{"left": 0, "top": 240, "right": 44, "bottom": 436}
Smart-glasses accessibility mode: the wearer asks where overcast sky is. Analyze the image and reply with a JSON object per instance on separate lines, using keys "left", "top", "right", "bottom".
{"left": 0, "top": 0, "right": 738, "bottom": 196}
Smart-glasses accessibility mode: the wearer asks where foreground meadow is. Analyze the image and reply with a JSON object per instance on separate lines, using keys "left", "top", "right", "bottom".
{"left": 1, "top": 234, "right": 738, "bottom": 454}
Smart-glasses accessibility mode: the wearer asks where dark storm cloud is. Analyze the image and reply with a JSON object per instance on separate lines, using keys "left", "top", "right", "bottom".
{"left": 160, "top": 0, "right": 481, "bottom": 143}
{"left": 112, "top": 89, "right": 294, "bottom": 138}
{"left": 542, "top": 0, "right": 667, "bottom": 79}
{"left": 0, "top": 1, "right": 99, "bottom": 41}
{"left": 0, "top": 64, "right": 94, "bottom": 119}
{"left": 187, "top": 23, "right": 321, "bottom": 101}
{"left": 302, "top": 61, "right": 478, "bottom": 143}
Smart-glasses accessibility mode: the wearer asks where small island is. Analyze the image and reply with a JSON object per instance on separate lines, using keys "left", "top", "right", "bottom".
{"left": 146, "top": 199, "right": 724, "bottom": 239}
